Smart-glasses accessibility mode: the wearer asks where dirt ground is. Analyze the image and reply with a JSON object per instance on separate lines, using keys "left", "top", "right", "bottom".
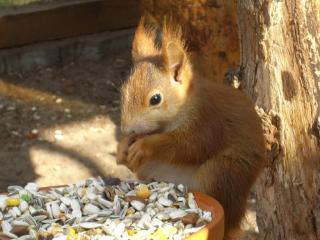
{"left": 0, "top": 49, "right": 258, "bottom": 239}
{"left": 0, "top": 51, "right": 135, "bottom": 191}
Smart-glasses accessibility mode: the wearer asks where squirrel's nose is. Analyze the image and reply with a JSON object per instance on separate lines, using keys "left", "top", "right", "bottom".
{"left": 122, "top": 119, "right": 150, "bottom": 135}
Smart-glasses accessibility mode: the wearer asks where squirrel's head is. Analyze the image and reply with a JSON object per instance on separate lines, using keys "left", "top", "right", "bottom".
{"left": 121, "top": 17, "right": 193, "bottom": 136}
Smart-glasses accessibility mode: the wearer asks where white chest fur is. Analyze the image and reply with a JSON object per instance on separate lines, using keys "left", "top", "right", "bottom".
{"left": 138, "top": 161, "right": 200, "bottom": 191}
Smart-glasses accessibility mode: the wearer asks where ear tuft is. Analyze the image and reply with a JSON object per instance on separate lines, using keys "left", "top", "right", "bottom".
{"left": 132, "top": 16, "right": 160, "bottom": 62}
{"left": 166, "top": 42, "right": 185, "bottom": 81}
{"left": 162, "top": 20, "right": 188, "bottom": 82}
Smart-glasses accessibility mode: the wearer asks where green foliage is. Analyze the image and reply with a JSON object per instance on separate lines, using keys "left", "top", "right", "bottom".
{"left": 0, "top": 0, "right": 53, "bottom": 8}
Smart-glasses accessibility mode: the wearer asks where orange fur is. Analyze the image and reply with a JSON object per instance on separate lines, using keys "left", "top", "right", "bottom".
{"left": 131, "top": 16, "right": 160, "bottom": 63}
{"left": 117, "top": 17, "right": 266, "bottom": 239}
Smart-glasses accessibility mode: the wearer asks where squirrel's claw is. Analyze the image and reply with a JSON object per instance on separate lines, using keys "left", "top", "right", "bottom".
{"left": 127, "top": 138, "right": 151, "bottom": 171}
{"left": 116, "top": 135, "right": 137, "bottom": 165}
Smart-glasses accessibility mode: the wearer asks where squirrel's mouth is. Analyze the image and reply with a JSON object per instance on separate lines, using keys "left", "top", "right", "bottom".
{"left": 131, "top": 127, "right": 163, "bottom": 141}
{"left": 121, "top": 120, "right": 166, "bottom": 137}
{"left": 127, "top": 129, "right": 160, "bottom": 147}
{"left": 137, "top": 128, "right": 162, "bottom": 137}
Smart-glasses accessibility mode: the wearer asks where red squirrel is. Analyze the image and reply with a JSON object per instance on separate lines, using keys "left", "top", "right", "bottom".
{"left": 116, "top": 17, "right": 266, "bottom": 238}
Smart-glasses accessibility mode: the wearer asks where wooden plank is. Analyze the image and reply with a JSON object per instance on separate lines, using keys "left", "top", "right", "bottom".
{"left": 0, "top": 0, "right": 140, "bottom": 49}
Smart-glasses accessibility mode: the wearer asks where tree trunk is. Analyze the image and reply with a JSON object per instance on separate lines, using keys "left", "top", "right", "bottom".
{"left": 238, "top": 1, "right": 320, "bottom": 239}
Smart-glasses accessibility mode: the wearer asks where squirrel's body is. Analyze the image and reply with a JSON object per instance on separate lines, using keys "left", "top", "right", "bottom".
{"left": 117, "top": 17, "right": 265, "bottom": 238}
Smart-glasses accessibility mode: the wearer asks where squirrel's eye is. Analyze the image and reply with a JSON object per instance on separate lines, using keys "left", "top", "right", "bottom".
{"left": 149, "top": 93, "right": 162, "bottom": 106}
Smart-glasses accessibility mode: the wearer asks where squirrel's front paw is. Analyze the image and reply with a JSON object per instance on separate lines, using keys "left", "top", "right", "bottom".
{"left": 127, "top": 138, "right": 153, "bottom": 171}
{"left": 116, "top": 135, "right": 136, "bottom": 165}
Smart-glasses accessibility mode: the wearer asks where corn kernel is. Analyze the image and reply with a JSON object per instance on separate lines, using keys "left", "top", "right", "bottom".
{"left": 126, "top": 207, "right": 135, "bottom": 216}
{"left": 66, "top": 227, "right": 77, "bottom": 240}
{"left": 149, "top": 228, "right": 168, "bottom": 240}
{"left": 135, "top": 184, "right": 150, "bottom": 199}
{"left": 6, "top": 198, "right": 20, "bottom": 207}
{"left": 127, "top": 228, "right": 137, "bottom": 236}
{"left": 68, "top": 227, "right": 76, "bottom": 236}
{"left": 167, "top": 226, "right": 178, "bottom": 235}
{"left": 66, "top": 234, "right": 78, "bottom": 240}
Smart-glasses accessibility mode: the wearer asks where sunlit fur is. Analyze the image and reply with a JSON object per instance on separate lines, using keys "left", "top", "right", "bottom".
{"left": 121, "top": 18, "right": 192, "bottom": 135}
{"left": 131, "top": 17, "right": 160, "bottom": 62}
{"left": 119, "top": 17, "right": 266, "bottom": 239}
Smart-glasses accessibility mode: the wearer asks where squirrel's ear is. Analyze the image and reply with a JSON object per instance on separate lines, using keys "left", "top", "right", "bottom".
{"left": 132, "top": 16, "right": 159, "bottom": 62}
{"left": 162, "top": 23, "right": 187, "bottom": 83}
{"left": 164, "top": 42, "right": 185, "bottom": 82}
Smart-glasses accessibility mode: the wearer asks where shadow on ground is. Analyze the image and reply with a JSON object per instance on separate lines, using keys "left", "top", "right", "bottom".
{"left": 0, "top": 51, "right": 134, "bottom": 191}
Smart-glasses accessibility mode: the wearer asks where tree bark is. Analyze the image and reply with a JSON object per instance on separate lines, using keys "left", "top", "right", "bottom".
{"left": 238, "top": 1, "right": 320, "bottom": 239}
